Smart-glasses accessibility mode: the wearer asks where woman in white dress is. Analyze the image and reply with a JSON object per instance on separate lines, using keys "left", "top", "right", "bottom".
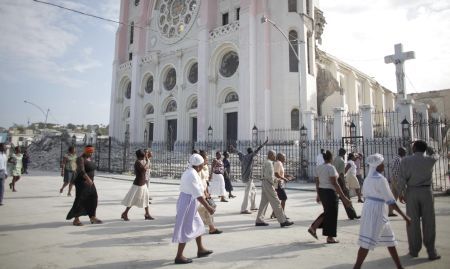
{"left": 345, "top": 153, "right": 363, "bottom": 203}
{"left": 353, "top": 153, "right": 411, "bottom": 269}
{"left": 172, "top": 154, "right": 215, "bottom": 264}
{"left": 208, "top": 151, "right": 228, "bottom": 202}
{"left": 121, "top": 149, "right": 153, "bottom": 221}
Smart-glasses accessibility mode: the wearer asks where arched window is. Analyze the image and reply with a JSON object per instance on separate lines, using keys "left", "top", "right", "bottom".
{"left": 219, "top": 51, "right": 239, "bottom": 77}
{"left": 188, "top": 62, "right": 198, "bottom": 84}
{"left": 124, "top": 107, "right": 131, "bottom": 119}
{"left": 165, "top": 100, "right": 177, "bottom": 113}
{"left": 288, "top": 0, "right": 297, "bottom": 12}
{"left": 289, "top": 30, "right": 298, "bottom": 72}
{"left": 164, "top": 67, "right": 177, "bottom": 91}
{"left": 145, "top": 75, "right": 153, "bottom": 94}
{"left": 291, "top": 109, "right": 299, "bottom": 130}
{"left": 130, "top": 22, "right": 134, "bottom": 44}
{"left": 190, "top": 98, "right": 198, "bottom": 109}
{"left": 125, "top": 82, "right": 131, "bottom": 99}
{"left": 225, "top": 92, "right": 239, "bottom": 103}
{"left": 146, "top": 105, "right": 154, "bottom": 115}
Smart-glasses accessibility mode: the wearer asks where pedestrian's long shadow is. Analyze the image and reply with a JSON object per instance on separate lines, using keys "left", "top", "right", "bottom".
{"left": 0, "top": 221, "right": 68, "bottom": 232}
{"left": 63, "top": 233, "right": 172, "bottom": 249}
{"left": 321, "top": 254, "right": 431, "bottom": 269}
{"left": 4, "top": 195, "right": 58, "bottom": 200}
{"left": 68, "top": 218, "right": 175, "bottom": 236}
{"left": 70, "top": 259, "right": 174, "bottom": 269}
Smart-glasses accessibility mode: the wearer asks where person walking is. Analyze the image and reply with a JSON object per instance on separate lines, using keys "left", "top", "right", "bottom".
{"left": 172, "top": 153, "right": 215, "bottom": 264}
{"left": 121, "top": 149, "right": 153, "bottom": 221}
{"left": 398, "top": 140, "right": 441, "bottom": 260}
{"left": 222, "top": 151, "right": 235, "bottom": 199}
{"left": 353, "top": 153, "right": 411, "bottom": 269}
{"left": 388, "top": 147, "right": 406, "bottom": 216}
{"left": 60, "top": 146, "right": 77, "bottom": 196}
{"left": 231, "top": 138, "right": 268, "bottom": 214}
{"left": 345, "top": 153, "right": 364, "bottom": 203}
{"left": 255, "top": 150, "right": 293, "bottom": 228}
{"left": 144, "top": 149, "right": 153, "bottom": 202}
{"left": 66, "top": 145, "right": 102, "bottom": 226}
{"left": 270, "top": 153, "right": 293, "bottom": 219}
{"left": 308, "top": 150, "right": 351, "bottom": 243}
{"left": 8, "top": 146, "right": 23, "bottom": 192}
{"left": 208, "top": 151, "right": 228, "bottom": 202}
{"left": 0, "top": 143, "right": 8, "bottom": 205}
{"left": 21, "top": 149, "right": 30, "bottom": 174}
{"left": 334, "top": 148, "right": 359, "bottom": 219}
{"left": 198, "top": 151, "right": 222, "bottom": 235}
{"left": 355, "top": 153, "right": 364, "bottom": 186}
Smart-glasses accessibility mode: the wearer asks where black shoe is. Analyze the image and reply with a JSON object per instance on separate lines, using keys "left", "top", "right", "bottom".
{"left": 388, "top": 213, "right": 398, "bottom": 217}
{"left": 280, "top": 221, "right": 294, "bottom": 227}
{"left": 240, "top": 210, "right": 252, "bottom": 214}
{"left": 409, "top": 252, "right": 418, "bottom": 258}
{"left": 174, "top": 258, "right": 193, "bottom": 264}
{"left": 209, "top": 229, "right": 222, "bottom": 234}
{"left": 255, "top": 222, "right": 269, "bottom": 226}
{"left": 197, "top": 250, "right": 213, "bottom": 258}
{"left": 428, "top": 254, "right": 441, "bottom": 261}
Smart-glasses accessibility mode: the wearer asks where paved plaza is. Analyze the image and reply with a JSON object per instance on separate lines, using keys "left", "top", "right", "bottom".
{"left": 0, "top": 171, "right": 449, "bottom": 269}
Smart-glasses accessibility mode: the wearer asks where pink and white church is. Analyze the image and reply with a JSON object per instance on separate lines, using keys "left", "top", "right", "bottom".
{"left": 109, "top": 0, "right": 398, "bottom": 144}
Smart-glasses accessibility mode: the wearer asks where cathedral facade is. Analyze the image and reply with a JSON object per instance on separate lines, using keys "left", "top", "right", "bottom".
{"left": 109, "top": 0, "right": 395, "bottom": 144}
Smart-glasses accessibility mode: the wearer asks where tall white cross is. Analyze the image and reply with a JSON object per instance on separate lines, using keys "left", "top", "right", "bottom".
{"left": 384, "top": 43, "right": 415, "bottom": 99}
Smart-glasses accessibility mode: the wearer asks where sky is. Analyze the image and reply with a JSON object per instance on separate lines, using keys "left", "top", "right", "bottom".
{"left": 0, "top": 0, "right": 449, "bottom": 129}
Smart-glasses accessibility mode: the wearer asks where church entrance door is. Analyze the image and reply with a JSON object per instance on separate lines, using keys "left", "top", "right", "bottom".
{"left": 167, "top": 119, "right": 177, "bottom": 151}
{"left": 147, "top": 122, "right": 154, "bottom": 147}
{"left": 226, "top": 112, "right": 238, "bottom": 147}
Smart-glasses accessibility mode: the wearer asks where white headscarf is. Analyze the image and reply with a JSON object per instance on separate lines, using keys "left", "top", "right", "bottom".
{"left": 189, "top": 153, "right": 204, "bottom": 167}
{"left": 366, "top": 153, "right": 384, "bottom": 176}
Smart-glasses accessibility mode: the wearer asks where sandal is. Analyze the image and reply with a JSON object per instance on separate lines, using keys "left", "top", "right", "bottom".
{"left": 72, "top": 221, "right": 83, "bottom": 226}
{"left": 121, "top": 213, "right": 129, "bottom": 221}
{"left": 326, "top": 239, "right": 339, "bottom": 244}
{"left": 308, "top": 228, "right": 318, "bottom": 240}
{"left": 90, "top": 218, "right": 103, "bottom": 224}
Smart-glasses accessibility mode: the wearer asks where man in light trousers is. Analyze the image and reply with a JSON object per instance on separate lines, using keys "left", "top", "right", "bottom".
{"left": 232, "top": 138, "right": 268, "bottom": 214}
{"left": 255, "top": 150, "right": 293, "bottom": 228}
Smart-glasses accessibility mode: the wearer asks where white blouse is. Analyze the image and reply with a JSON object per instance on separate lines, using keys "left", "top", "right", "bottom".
{"left": 180, "top": 167, "right": 204, "bottom": 198}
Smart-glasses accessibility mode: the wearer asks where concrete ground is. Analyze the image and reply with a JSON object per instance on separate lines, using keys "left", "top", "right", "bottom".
{"left": 0, "top": 170, "right": 449, "bottom": 269}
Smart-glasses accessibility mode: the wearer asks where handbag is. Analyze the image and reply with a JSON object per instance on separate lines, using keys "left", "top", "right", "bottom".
{"left": 206, "top": 197, "right": 216, "bottom": 208}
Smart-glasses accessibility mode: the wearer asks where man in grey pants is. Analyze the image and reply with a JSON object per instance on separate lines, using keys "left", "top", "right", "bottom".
{"left": 232, "top": 138, "right": 268, "bottom": 214}
{"left": 255, "top": 150, "right": 293, "bottom": 227}
{"left": 398, "top": 140, "right": 441, "bottom": 260}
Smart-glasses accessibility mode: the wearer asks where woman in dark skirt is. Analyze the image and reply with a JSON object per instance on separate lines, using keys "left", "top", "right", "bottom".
{"left": 66, "top": 145, "right": 102, "bottom": 226}
{"left": 308, "top": 150, "right": 351, "bottom": 243}
{"left": 222, "top": 151, "right": 235, "bottom": 199}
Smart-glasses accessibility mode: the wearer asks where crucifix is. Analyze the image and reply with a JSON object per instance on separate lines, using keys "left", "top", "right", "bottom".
{"left": 384, "top": 43, "right": 415, "bottom": 99}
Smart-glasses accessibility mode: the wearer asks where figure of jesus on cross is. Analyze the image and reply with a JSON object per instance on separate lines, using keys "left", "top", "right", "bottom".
{"left": 384, "top": 43, "right": 415, "bottom": 99}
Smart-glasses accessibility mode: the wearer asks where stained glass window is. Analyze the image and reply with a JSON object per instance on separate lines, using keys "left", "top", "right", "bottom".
{"left": 145, "top": 76, "right": 153, "bottom": 94}
{"left": 225, "top": 92, "right": 239, "bottom": 103}
{"left": 164, "top": 68, "right": 177, "bottom": 91}
{"left": 188, "top": 62, "right": 198, "bottom": 84}
{"left": 166, "top": 100, "right": 177, "bottom": 113}
{"left": 125, "top": 82, "right": 131, "bottom": 99}
{"left": 219, "top": 51, "right": 239, "bottom": 78}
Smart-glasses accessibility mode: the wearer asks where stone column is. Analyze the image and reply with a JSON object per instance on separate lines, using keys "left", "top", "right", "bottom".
{"left": 130, "top": 55, "right": 143, "bottom": 143}
{"left": 415, "top": 103, "right": 430, "bottom": 141}
{"left": 333, "top": 107, "right": 345, "bottom": 139}
{"left": 396, "top": 98, "right": 414, "bottom": 141}
{"left": 109, "top": 61, "right": 119, "bottom": 138}
{"left": 303, "top": 111, "right": 315, "bottom": 140}
{"left": 360, "top": 105, "right": 374, "bottom": 139}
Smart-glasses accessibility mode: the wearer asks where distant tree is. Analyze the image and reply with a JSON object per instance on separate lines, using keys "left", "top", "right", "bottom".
{"left": 67, "top": 123, "right": 76, "bottom": 130}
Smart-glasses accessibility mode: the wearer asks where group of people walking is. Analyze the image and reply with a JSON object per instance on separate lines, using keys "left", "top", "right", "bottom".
{"left": 40, "top": 138, "right": 441, "bottom": 267}
{"left": 0, "top": 143, "right": 30, "bottom": 205}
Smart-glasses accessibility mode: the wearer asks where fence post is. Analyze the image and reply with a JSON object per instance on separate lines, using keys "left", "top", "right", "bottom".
{"left": 333, "top": 107, "right": 345, "bottom": 139}
{"left": 303, "top": 111, "right": 315, "bottom": 140}
{"left": 396, "top": 98, "right": 414, "bottom": 141}
{"left": 108, "top": 137, "right": 111, "bottom": 173}
{"left": 360, "top": 105, "right": 374, "bottom": 139}
{"left": 415, "top": 103, "right": 430, "bottom": 141}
